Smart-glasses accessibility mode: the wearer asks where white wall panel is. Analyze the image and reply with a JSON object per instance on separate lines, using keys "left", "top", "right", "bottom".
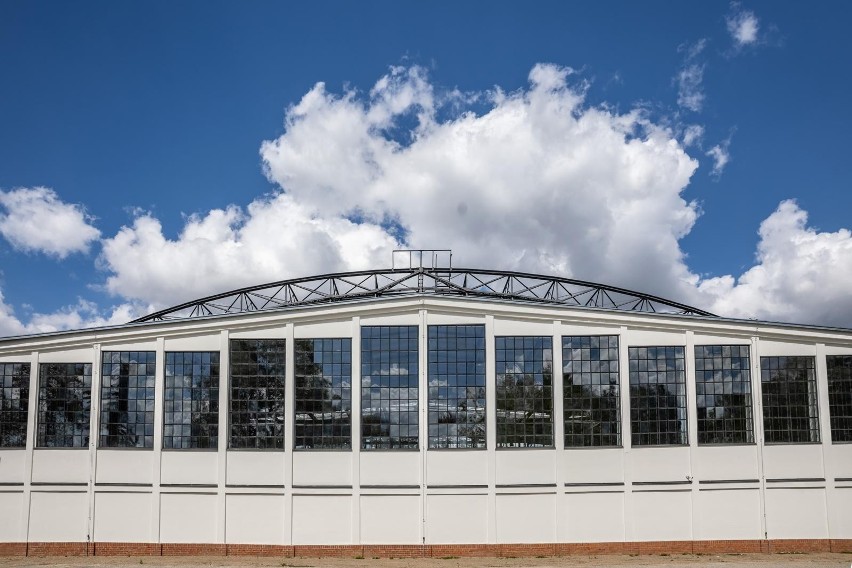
{"left": 495, "top": 450, "right": 555, "bottom": 486}
{"left": 99, "top": 341, "right": 157, "bottom": 352}
{"left": 828, "top": 487, "right": 852, "bottom": 539}
{"left": 426, "top": 451, "right": 487, "bottom": 487}
{"left": 360, "top": 452, "right": 420, "bottom": 486}
{"left": 696, "top": 489, "right": 761, "bottom": 540}
{"left": 293, "top": 452, "right": 352, "bottom": 486}
{"left": 496, "top": 493, "right": 556, "bottom": 543}
{"left": 762, "top": 445, "right": 824, "bottom": 481}
{"left": 225, "top": 494, "right": 286, "bottom": 545}
{"left": 96, "top": 450, "right": 154, "bottom": 485}
{"left": 93, "top": 492, "right": 153, "bottom": 542}
{"left": 563, "top": 449, "right": 624, "bottom": 484}
{"left": 226, "top": 451, "right": 285, "bottom": 486}
{"left": 160, "top": 493, "right": 218, "bottom": 543}
{"left": 765, "top": 488, "right": 828, "bottom": 539}
{"left": 623, "top": 329, "right": 685, "bottom": 347}
{"left": 360, "top": 495, "right": 420, "bottom": 544}
{"left": 630, "top": 447, "right": 691, "bottom": 483}
{"left": 31, "top": 450, "right": 89, "bottom": 484}
{"left": 28, "top": 491, "right": 88, "bottom": 542}
{"left": 632, "top": 491, "right": 692, "bottom": 541}
{"left": 758, "top": 340, "right": 816, "bottom": 356}
{"left": 292, "top": 495, "right": 352, "bottom": 544}
{"left": 825, "top": 444, "right": 852, "bottom": 479}
{"left": 160, "top": 451, "right": 218, "bottom": 486}
{"left": 0, "top": 492, "right": 24, "bottom": 541}
{"left": 424, "top": 313, "right": 485, "bottom": 326}
{"left": 0, "top": 450, "right": 26, "bottom": 483}
{"left": 426, "top": 494, "right": 487, "bottom": 544}
{"left": 230, "top": 327, "right": 288, "bottom": 339}
{"left": 360, "top": 314, "right": 420, "bottom": 326}
{"left": 563, "top": 492, "right": 625, "bottom": 542}
{"left": 294, "top": 321, "right": 353, "bottom": 338}
{"left": 493, "top": 319, "right": 551, "bottom": 336}
{"left": 693, "top": 446, "right": 759, "bottom": 481}
{"left": 37, "top": 348, "right": 92, "bottom": 363}
{"left": 163, "top": 335, "right": 220, "bottom": 351}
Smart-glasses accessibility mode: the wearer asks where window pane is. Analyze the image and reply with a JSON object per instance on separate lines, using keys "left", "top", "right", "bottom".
{"left": 100, "top": 351, "right": 156, "bottom": 448}
{"left": 361, "top": 326, "right": 419, "bottom": 449}
{"left": 295, "top": 338, "right": 352, "bottom": 450}
{"left": 760, "top": 356, "right": 819, "bottom": 444}
{"left": 428, "top": 325, "right": 486, "bottom": 449}
{"left": 828, "top": 355, "right": 852, "bottom": 443}
{"left": 628, "top": 346, "right": 687, "bottom": 446}
{"left": 37, "top": 363, "right": 92, "bottom": 448}
{"left": 229, "top": 339, "right": 286, "bottom": 449}
{"left": 563, "top": 336, "right": 620, "bottom": 447}
{"left": 164, "top": 352, "right": 219, "bottom": 449}
{"left": 0, "top": 363, "right": 30, "bottom": 448}
{"left": 694, "top": 345, "right": 754, "bottom": 444}
{"left": 496, "top": 336, "right": 553, "bottom": 448}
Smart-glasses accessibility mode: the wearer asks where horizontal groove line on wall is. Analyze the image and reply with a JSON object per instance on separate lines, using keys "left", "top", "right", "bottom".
{"left": 698, "top": 479, "right": 759, "bottom": 485}
{"left": 632, "top": 480, "right": 692, "bottom": 486}
{"left": 290, "top": 485, "right": 351, "bottom": 489}
{"left": 564, "top": 482, "right": 624, "bottom": 487}
{"left": 632, "top": 488, "right": 692, "bottom": 493}
{"left": 226, "top": 484, "right": 287, "bottom": 489}
{"left": 426, "top": 484, "right": 488, "bottom": 489}
{"left": 0, "top": 482, "right": 24, "bottom": 486}
{"left": 29, "top": 482, "right": 88, "bottom": 487}
{"left": 835, "top": 477, "right": 852, "bottom": 482}
{"left": 159, "top": 483, "right": 217, "bottom": 488}
{"left": 765, "top": 478, "right": 825, "bottom": 483}
{"left": 495, "top": 483, "right": 557, "bottom": 488}
{"left": 360, "top": 485, "right": 420, "bottom": 489}
{"left": 95, "top": 483, "right": 153, "bottom": 487}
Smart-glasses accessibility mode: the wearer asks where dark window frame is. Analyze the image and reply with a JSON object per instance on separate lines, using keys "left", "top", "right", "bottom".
{"left": 360, "top": 325, "right": 419, "bottom": 450}
{"left": 563, "top": 335, "right": 621, "bottom": 448}
{"left": 760, "top": 356, "right": 820, "bottom": 444}
{"left": 495, "top": 335, "right": 554, "bottom": 449}
{"left": 294, "top": 338, "right": 352, "bottom": 450}
{"left": 427, "top": 325, "right": 486, "bottom": 449}
{"left": 99, "top": 351, "right": 156, "bottom": 449}
{"left": 628, "top": 346, "right": 688, "bottom": 447}
{"left": 164, "top": 351, "right": 220, "bottom": 450}
{"left": 228, "top": 339, "right": 287, "bottom": 450}
{"left": 827, "top": 355, "right": 852, "bottom": 443}
{"left": 37, "top": 363, "right": 92, "bottom": 448}
{"left": 694, "top": 345, "right": 754, "bottom": 445}
{"left": 0, "top": 363, "right": 30, "bottom": 448}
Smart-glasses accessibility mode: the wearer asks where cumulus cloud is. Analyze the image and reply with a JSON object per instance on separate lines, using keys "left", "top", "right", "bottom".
{"left": 675, "top": 40, "right": 706, "bottom": 113}
{"left": 706, "top": 137, "right": 732, "bottom": 178}
{"left": 682, "top": 124, "right": 705, "bottom": 148}
{"left": 726, "top": 4, "right": 760, "bottom": 48}
{"left": 0, "top": 187, "right": 101, "bottom": 258}
{"left": 0, "top": 286, "right": 138, "bottom": 338}
{"left": 699, "top": 201, "right": 852, "bottom": 327}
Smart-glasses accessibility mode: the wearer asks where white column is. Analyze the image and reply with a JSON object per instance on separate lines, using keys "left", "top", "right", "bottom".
{"left": 351, "top": 316, "right": 361, "bottom": 544}
{"left": 752, "top": 336, "right": 769, "bottom": 539}
{"left": 21, "top": 350, "right": 39, "bottom": 543}
{"left": 216, "top": 330, "right": 229, "bottom": 544}
{"left": 418, "top": 308, "right": 427, "bottom": 544}
{"left": 815, "top": 343, "right": 834, "bottom": 539}
{"left": 551, "top": 321, "right": 565, "bottom": 542}
{"left": 619, "top": 326, "right": 634, "bottom": 542}
{"left": 87, "top": 343, "right": 102, "bottom": 545}
{"left": 151, "top": 336, "right": 165, "bottom": 543}
{"left": 485, "top": 314, "right": 497, "bottom": 544}
{"left": 684, "top": 331, "right": 699, "bottom": 540}
{"left": 283, "top": 323, "right": 295, "bottom": 544}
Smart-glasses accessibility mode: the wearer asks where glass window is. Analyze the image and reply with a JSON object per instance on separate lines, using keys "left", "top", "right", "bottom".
{"left": 295, "top": 338, "right": 352, "bottom": 450}
{"left": 229, "top": 339, "right": 286, "bottom": 449}
{"left": 761, "top": 356, "right": 820, "bottom": 444}
{"left": 361, "top": 326, "right": 419, "bottom": 449}
{"left": 0, "top": 363, "right": 30, "bottom": 448}
{"left": 694, "top": 345, "right": 754, "bottom": 444}
{"left": 828, "top": 355, "right": 852, "bottom": 443}
{"left": 495, "top": 336, "right": 553, "bottom": 448}
{"left": 100, "top": 351, "right": 156, "bottom": 448}
{"left": 428, "top": 325, "right": 486, "bottom": 449}
{"left": 563, "top": 336, "right": 620, "bottom": 447}
{"left": 37, "top": 363, "right": 92, "bottom": 448}
{"left": 628, "top": 346, "right": 687, "bottom": 446}
{"left": 164, "top": 352, "right": 219, "bottom": 449}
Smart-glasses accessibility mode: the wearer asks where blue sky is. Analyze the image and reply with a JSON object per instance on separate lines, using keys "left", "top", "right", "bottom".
{"left": 1, "top": 1, "right": 852, "bottom": 334}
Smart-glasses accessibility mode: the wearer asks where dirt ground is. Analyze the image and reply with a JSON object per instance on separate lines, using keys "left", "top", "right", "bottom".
{"left": 1, "top": 554, "right": 850, "bottom": 568}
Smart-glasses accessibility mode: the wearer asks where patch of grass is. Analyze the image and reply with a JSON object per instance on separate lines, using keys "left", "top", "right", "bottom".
{"left": 440, "top": 556, "right": 459, "bottom": 560}
{"left": 354, "top": 555, "right": 364, "bottom": 560}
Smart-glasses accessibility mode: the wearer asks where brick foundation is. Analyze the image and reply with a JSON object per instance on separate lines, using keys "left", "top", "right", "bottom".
{"left": 0, "top": 539, "right": 849, "bottom": 557}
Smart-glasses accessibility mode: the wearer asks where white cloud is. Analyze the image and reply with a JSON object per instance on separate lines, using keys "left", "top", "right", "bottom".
{"left": 727, "top": 5, "right": 760, "bottom": 48}
{"left": 682, "top": 124, "right": 705, "bottom": 148}
{"left": 0, "top": 286, "right": 139, "bottom": 338}
{"left": 675, "top": 40, "right": 707, "bottom": 113}
{"left": 706, "top": 137, "right": 732, "bottom": 178}
{"left": 0, "top": 187, "right": 101, "bottom": 259}
{"left": 699, "top": 200, "right": 852, "bottom": 327}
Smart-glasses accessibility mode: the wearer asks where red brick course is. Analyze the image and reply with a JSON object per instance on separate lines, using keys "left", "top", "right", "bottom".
{"left": 1, "top": 539, "right": 849, "bottom": 557}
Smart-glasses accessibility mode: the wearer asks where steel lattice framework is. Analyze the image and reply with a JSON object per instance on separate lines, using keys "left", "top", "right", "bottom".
{"left": 132, "top": 267, "right": 715, "bottom": 323}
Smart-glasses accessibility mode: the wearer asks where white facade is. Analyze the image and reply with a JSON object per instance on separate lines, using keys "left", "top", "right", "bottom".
{"left": 1, "top": 294, "right": 851, "bottom": 547}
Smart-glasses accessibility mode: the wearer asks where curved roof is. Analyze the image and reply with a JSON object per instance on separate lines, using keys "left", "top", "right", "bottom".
{"left": 132, "top": 267, "right": 715, "bottom": 323}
